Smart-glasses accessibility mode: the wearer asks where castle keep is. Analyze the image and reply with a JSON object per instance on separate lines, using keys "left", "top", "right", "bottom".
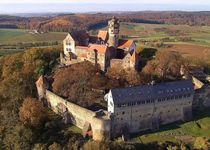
{"left": 61, "top": 16, "right": 137, "bottom": 71}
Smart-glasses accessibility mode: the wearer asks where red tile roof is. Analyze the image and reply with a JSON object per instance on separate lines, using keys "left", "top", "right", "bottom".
{"left": 118, "top": 39, "right": 134, "bottom": 49}
{"left": 88, "top": 44, "right": 108, "bottom": 54}
{"left": 98, "top": 30, "right": 108, "bottom": 41}
{"left": 76, "top": 46, "right": 88, "bottom": 49}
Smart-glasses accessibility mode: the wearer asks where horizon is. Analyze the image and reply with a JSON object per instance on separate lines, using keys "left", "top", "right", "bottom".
{"left": 0, "top": 0, "right": 210, "bottom": 14}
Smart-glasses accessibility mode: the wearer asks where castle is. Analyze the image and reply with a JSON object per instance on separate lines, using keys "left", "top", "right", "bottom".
{"left": 35, "top": 17, "right": 200, "bottom": 141}
{"left": 60, "top": 16, "right": 138, "bottom": 71}
{"left": 36, "top": 76, "right": 194, "bottom": 141}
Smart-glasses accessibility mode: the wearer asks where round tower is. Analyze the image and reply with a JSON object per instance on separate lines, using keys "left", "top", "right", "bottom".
{"left": 108, "top": 16, "right": 120, "bottom": 48}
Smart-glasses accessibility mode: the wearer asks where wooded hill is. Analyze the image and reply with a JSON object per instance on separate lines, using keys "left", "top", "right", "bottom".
{"left": 1, "top": 11, "right": 210, "bottom": 32}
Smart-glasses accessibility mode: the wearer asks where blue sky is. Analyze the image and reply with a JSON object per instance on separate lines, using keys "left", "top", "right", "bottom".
{"left": 0, "top": 0, "right": 210, "bottom": 13}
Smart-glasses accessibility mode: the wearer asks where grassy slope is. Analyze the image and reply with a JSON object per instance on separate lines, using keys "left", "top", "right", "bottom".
{"left": 131, "top": 109, "right": 210, "bottom": 144}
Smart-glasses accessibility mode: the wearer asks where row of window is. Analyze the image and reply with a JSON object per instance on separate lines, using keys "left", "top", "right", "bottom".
{"left": 117, "top": 94, "right": 191, "bottom": 108}
{"left": 158, "top": 87, "right": 191, "bottom": 94}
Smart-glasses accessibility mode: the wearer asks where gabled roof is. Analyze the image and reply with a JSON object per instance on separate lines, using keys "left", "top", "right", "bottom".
{"left": 36, "top": 75, "right": 47, "bottom": 87}
{"left": 64, "top": 30, "right": 89, "bottom": 45}
{"left": 88, "top": 44, "right": 108, "bottom": 54}
{"left": 111, "top": 80, "right": 194, "bottom": 104}
{"left": 89, "top": 36, "right": 98, "bottom": 43}
{"left": 118, "top": 39, "right": 134, "bottom": 50}
{"left": 70, "top": 30, "right": 89, "bottom": 41}
{"left": 98, "top": 30, "right": 108, "bottom": 41}
{"left": 188, "top": 66, "right": 206, "bottom": 81}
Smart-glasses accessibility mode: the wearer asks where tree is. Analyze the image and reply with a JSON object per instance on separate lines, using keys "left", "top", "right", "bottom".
{"left": 19, "top": 97, "right": 46, "bottom": 128}
{"left": 143, "top": 50, "right": 186, "bottom": 80}
{"left": 193, "top": 137, "right": 210, "bottom": 150}
{"left": 48, "top": 142, "right": 62, "bottom": 150}
{"left": 106, "top": 67, "right": 150, "bottom": 87}
{"left": 52, "top": 61, "right": 119, "bottom": 108}
{"left": 2, "top": 124, "right": 33, "bottom": 150}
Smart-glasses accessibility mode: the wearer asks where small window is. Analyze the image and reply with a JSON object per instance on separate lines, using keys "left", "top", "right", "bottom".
{"left": 132, "top": 102, "right": 136, "bottom": 105}
{"left": 122, "top": 112, "right": 125, "bottom": 115}
{"left": 117, "top": 104, "right": 121, "bottom": 108}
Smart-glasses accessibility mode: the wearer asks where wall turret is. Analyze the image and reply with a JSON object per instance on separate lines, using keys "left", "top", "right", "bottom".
{"left": 108, "top": 16, "right": 120, "bottom": 48}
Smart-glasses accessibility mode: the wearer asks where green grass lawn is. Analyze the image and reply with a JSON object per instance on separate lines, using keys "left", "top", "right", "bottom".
{"left": 131, "top": 108, "right": 210, "bottom": 144}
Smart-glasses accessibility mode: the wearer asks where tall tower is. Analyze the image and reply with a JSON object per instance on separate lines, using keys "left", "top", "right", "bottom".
{"left": 108, "top": 16, "right": 120, "bottom": 48}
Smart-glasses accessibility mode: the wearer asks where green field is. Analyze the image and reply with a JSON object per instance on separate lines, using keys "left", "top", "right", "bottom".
{"left": 0, "top": 28, "right": 67, "bottom": 56}
{"left": 0, "top": 28, "right": 67, "bottom": 44}
{"left": 119, "top": 23, "right": 210, "bottom": 47}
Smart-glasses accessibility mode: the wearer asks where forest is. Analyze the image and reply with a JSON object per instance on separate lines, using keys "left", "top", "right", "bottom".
{"left": 1, "top": 11, "right": 210, "bottom": 32}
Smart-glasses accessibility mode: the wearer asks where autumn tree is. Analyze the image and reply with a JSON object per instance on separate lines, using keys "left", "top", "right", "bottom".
{"left": 193, "top": 137, "right": 210, "bottom": 150}
{"left": 19, "top": 97, "right": 46, "bottom": 128}
{"left": 143, "top": 50, "right": 186, "bottom": 80}
{"left": 52, "top": 61, "right": 119, "bottom": 108}
{"left": 106, "top": 67, "right": 150, "bottom": 86}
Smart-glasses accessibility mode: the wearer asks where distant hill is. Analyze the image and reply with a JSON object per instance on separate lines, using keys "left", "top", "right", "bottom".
{"left": 1, "top": 11, "right": 210, "bottom": 32}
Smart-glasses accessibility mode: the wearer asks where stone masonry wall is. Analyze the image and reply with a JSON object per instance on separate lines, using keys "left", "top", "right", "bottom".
{"left": 44, "top": 90, "right": 111, "bottom": 141}
{"left": 111, "top": 96, "right": 193, "bottom": 137}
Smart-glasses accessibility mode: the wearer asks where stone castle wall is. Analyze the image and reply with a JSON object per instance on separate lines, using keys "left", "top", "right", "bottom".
{"left": 36, "top": 78, "right": 111, "bottom": 141}
{"left": 44, "top": 90, "right": 111, "bottom": 141}
{"left": 111, "top": 96, "right": 193, "bottom": 137}
{"left": 194, "top": 84, "right": 210, "bottom": 109}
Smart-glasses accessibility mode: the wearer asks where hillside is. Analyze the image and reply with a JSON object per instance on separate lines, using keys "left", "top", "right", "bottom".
{"left": 1, "top": 11, "right": 210, "bottom": 32}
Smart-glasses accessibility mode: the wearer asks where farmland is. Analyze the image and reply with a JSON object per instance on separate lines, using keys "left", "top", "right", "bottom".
{"left": 119, "top": 22, "right": 210, "bottom": 47}
{"left": 0, "top": 28, "right": 66, "bottom": 44}
{"left": 0, "top": 28, "right": 66, "bottom": 56}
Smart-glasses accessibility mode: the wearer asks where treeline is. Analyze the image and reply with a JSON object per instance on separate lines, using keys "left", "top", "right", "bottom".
{"left": 1, "top": 11, "right": 210, "bottom": 32}
{"left": 0, "top": 24, "right": 18, "bottom": 29}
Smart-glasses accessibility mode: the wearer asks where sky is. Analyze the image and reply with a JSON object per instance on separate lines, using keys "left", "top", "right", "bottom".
{"left": 0, "top": 0, "right": 210, "bottom": 14}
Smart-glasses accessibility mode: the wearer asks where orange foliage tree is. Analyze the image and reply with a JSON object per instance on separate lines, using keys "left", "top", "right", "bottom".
{"left": 19, "top": 97, "right": 46, "bottom": 127}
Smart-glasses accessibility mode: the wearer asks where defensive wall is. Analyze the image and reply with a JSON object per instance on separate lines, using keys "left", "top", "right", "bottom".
{"left": 36, "top": 77, "right": 111, "bottom": 141}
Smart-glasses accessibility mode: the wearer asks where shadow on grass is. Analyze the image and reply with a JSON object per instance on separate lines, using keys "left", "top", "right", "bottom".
{"left": 131, "top": 108, "right": 210, "bottom": 140}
